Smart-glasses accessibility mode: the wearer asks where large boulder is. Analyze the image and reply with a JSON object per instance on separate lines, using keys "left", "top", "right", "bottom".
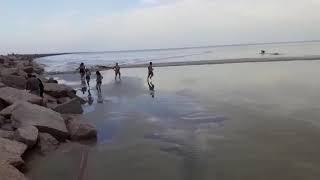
{"left": 11, "top": 102, "right": 69, "bottom": 141}
{"left": 53, "top": 98, "right": 83, "bottom": 114}
{"left": 0, "top": 137, "right": 27, "bottom": 167}
{"left": 0, "top": 162, "right": 28, "bottom": 180}
{"left": 37, "top": 133, "right": 59, "bottom": 154}
{"left": 0, "top": 87, "right": 42, "bottom": 105}
{"left": 63, "top": 115, "right": 97, "bottom": 141}
{"left": 44, "top": 83, "right": 76, "bottom": 98}
{"left": 14, "top": 126, "right": 38, "bottom": 147}
{"left": 1, "top": 75, "right": 26, "bottom": 90}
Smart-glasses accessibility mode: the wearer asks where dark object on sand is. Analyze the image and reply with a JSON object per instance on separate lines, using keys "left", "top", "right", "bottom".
{"left": 260, "top": 50, "right": 265, "bottom": 55}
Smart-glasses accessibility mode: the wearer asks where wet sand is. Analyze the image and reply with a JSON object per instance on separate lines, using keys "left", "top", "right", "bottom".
{"left": 27, "top": 61, "right": 320, "bottom": 180}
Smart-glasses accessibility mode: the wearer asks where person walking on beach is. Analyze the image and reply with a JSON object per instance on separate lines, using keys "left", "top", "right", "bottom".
{"left": 113, "top": 63, "right": 121, "bottom": 80}
{"left": 85, "top": 68, "right": 91, "bottom": 86}
{"left": 96, "top": 71, "right": 103, "bottom": 93}
{"left": 147, "top": 62, "right": 154, "bottom": 80}
{"left": 79, "top": 63, "right": 86, "bottom": 78}
{"left": 26, "top": 73, "right": 40, "bottom": 96}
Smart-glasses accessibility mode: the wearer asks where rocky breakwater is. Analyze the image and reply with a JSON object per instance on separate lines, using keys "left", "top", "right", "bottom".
{"left": 0, "top": 55, "right": 97, "bottom": 180}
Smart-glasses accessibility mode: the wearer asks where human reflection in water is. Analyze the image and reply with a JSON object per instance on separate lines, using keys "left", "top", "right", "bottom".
{"left": 97, "top": 90, "right": 103, "bottom": 103}
{"left": 147, "top": 79, "right": 155, "bottom": 98}
{"left": 87, "top": 90, "right": 94, "bottom": 105}
{"left": 81, "top": 77, "right": 87, "bottom": 94}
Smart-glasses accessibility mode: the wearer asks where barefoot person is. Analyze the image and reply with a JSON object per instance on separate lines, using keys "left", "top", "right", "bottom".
{"left": 85, "top": 68, "right": 91, "bottom": 86}
{"left": 147, "top": 62, "right": 154, "bottom": 80}
{"left": 113, "top": 63, "right": 121, "bottom": 80}
{"left": 96, "top": 71, "right": 103, "bottom": 93}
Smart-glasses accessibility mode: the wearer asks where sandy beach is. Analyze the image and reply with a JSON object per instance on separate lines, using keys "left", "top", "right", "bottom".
{"left": 26, "top": 60, "right": 320, "bottom": 180}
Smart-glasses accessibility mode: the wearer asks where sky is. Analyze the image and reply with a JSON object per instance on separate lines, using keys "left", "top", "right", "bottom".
{"left": 0, "top": 0, "right": 319, "bottom": 54}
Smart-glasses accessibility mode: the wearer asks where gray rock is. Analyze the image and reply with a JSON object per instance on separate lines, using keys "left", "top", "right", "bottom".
{"left": 11, "top": 102, "right": 69, "bottom": 141}
{"left": 57, "top": 97, "right": 71, "bottom": 104}
{"left": 44, "top": 83, "right": 76, "bottom": 98}
{"left": 0, "top": 162, "right": 28, "bottom": 180}
{"left": 0, "top": 137, "right": 27, "bottom": 167}
{"left": 37, "top": 133, "right": 59, "bottom": 154}
{"left": 74, "top": 95, "right": 87, "bottom": 105}
{"left": 0, "top": 82, "right": 5, "bottom": 88}
{"left": 0, "top": 130, "right": 14, "bottom": 140}
{"left": 0, "top": 104, "right": 18, "bottom": 118}
{"left": 0, "top": 115, "right": 5, "bottom": 126}
{"left": 0, "top": 99, "right": 7, "bottom": 112}
{"left": 23, "top": 66, "right": 33, "bottom": 74}
{"left": 1, "top": 123, "right": 14, "bottom": 131}
{"left": 1, "top": 75, "right": 26, "bottom": 90}
{"left": 47, "top": 78, "right": 58, "bottom": 83}
{"left": 14, "top": 126, "right": 38, "bottom": 147}
{"left": 64, "top": 115, "right": 97, "bottom": 141}
{"left": 53, "top": 98, "right": 83, "bottom": 114}
{"left": 0, "top": 87, "right": 43, "bottom": 105}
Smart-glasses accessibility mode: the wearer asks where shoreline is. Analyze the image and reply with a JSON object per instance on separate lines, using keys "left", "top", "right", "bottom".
{"left": 43, "top": 55, "right": 320, "bottom": 75}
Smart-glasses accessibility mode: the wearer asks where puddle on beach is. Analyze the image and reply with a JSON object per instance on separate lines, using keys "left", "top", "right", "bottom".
{"left": 27, "top": 61, "right": 320, "bottom": 180}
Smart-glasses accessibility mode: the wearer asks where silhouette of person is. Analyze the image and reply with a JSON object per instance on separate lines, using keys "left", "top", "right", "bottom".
{"left": 96, "top": 71, "right": 103, "bottom": 93}
{"left": 85, "top": 68, "right": 91, "bottom": 87}
{"left": 113, "top": 63, "right": 121, "bottom": 81}
{"left": 147, "top": 62, "right": 154, "bottom": 80}
{"left": 79, "top": 63, "right": 86, "bottom": 78}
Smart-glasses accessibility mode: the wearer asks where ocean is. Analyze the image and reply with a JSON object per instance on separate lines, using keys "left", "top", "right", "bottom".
{"left": 36, "top": 41, "right": 320, "bottom": 73}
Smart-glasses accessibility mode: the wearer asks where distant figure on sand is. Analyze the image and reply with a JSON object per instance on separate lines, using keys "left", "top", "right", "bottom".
{"left": 26, "top": 73, "right": 40, "bottom": 96}
{"left": 148, "top": 62, "right": 154, "bottom": 80}
{"left": 79, "top": 63, "right": 86, "bottom": 78}
{"left": 85, "top": 68, "right": 91, "bottom": 86}
{"left": 96, "top": 71, "right": 103, "bottom": 93}
{"left": 260, "top": 50, "right": 265, "bottom": 55}
{"left": 113, "top": 63, "right": 121, "bottom": 80}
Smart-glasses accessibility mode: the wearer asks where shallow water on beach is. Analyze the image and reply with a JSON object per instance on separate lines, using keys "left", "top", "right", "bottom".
{"left": 27, "top": 61, "right": 320, "bottom": 180}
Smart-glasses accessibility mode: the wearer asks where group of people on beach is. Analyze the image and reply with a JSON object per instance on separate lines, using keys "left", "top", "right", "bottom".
{"left": 78, "top": 61, "right": 154, "bottom": 92}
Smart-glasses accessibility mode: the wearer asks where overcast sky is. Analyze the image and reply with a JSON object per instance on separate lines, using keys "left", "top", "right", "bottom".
{"left": 0, "top": 0, "right": 319, "bottom": 54}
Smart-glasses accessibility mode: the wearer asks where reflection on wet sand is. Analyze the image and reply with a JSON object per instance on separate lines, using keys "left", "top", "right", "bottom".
{"left": 28, "top": 62, "right": 320, "bottom": 180}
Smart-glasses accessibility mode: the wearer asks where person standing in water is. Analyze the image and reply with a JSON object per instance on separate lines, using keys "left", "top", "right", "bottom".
{"left": 113, "top": 63, "right": 121, "bottom": 80}
{"left": 147, "top": 62, "right": 154, "bottom": 80}
{"left": 96, "top": 71, "right": 103, "bottom": 93}
{"left": 79, "top": 63, "right": 86, "bottom": 78}
{"left": 85, "top": 68, "right": 91, "bottom": 86}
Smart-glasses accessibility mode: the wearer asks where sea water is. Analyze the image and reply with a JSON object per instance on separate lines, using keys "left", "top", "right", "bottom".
{"left": 36, "top": 41, "right": 320, "bottom": 73}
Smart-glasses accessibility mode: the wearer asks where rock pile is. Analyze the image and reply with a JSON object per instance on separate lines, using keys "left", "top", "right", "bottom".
{"left": 0, "top": 55, "right": 97, "bottom": 180}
